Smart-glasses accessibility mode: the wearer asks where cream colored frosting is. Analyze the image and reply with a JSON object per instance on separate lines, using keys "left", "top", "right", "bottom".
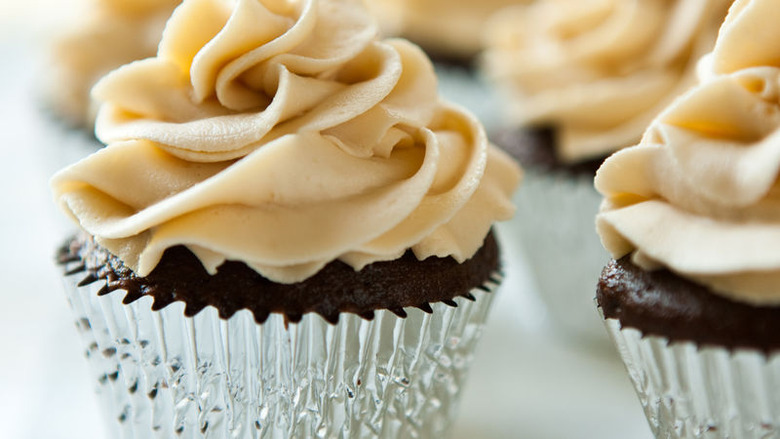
{"left": 482, "top": 0, "right": 731, "bottom": 163}
{"left": 52, "top": 0, "right": 521, "bottom": 284}
{"left": 596, "top": 0, "right": 780, "bottom": 305}
{"left": 364, "top": 0, "right": 530, "bottom": 59}
{"left": 49, "top": 0, "right": 181, "bottom": 127}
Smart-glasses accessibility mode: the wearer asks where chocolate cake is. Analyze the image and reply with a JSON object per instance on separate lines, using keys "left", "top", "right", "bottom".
{"left": 59, "top": 232, "right": 501, "bottom": 325}
{"left": 597, "top": 257, "right": 780, "bottom": 353}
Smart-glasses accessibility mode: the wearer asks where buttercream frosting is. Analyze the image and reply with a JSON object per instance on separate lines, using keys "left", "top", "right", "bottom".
{"left": 48, "top": 0, "right": 181, "bottom": 127}
{"left": 364, "top": 0, "right": 531, "bottom": 60}
{"left": 596, "top": 0, "right": 780, "bottom": 305}
{"left": 52, "top": 0, "right": 521, "bottom": 284}
{"left": 482, "top": 0, "right": 730, "bottom": 163}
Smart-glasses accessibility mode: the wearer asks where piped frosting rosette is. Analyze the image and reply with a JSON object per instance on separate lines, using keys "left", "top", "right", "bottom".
{"left": 483, "top": 0, "right": 731, "bottom": 163}
{"left": 596, "top": 0, "right": 780, "bottom": 305}
{"left": 49, "top": 0, "right": 182, "bottom": 127}
{"left": 52, "top": 0, "right": 520, "bottom": 284}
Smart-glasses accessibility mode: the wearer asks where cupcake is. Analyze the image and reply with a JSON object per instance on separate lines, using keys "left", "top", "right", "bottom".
{"left": 480, "top": 0, "right": 731, "bottom": 344}
{"left": 47, "top": 0, "right": 181, "bottom": 128}
{"left": 51, "top": 0, "right": 521, "bottom": 437}
{"left": 363, "top": 0, "right": 531, "bottom": 67}
{"left": 596, "top": 0, "right": 780, "bottom": 435}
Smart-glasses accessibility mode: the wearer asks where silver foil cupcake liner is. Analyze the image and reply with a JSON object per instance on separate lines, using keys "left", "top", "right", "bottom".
{"left": 602, "top": 315, "right": 780, "bottom": 438}
{"left": 503, "top": 170, "right": 610, "bottom": 345}
{"left": 61, "top": 264, "right": 502, "bottom": 439}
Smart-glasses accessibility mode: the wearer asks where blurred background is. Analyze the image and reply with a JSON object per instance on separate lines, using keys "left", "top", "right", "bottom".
{"left": 0, "top": 1, "right": 652, "bottom": 438}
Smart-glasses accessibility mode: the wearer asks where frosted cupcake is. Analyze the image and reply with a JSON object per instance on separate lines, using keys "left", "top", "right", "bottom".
{"left": 481, "top": 0, "right": 730, "bottom": 344}
{"left": 47, "top": 0, "right": 181, "bottom": 128}
{"left": 364, "top": 0, "right": 531, "bottom": 67}
{"left": 596, "top": 0, "right": 780, "bottom": 436}
{"left": 51, "top": 0, "right": 521, "bottom": 437}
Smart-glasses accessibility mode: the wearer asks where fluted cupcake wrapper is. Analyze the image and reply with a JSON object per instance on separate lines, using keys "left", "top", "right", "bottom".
{"left": 601, "top": 315, "right": 780, "bottom": 439}
{"left": 61, "top": 264, "right": 501, "bottom": 439}
{"left": 503, "top": 170, "right": 610, "bottom": 345}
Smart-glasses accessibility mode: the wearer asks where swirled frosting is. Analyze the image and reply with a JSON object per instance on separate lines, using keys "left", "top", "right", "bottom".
{"left": 596, "top": 0, "right": 780, "bottom": 305}
{"left": 364, "top": 0, "right": 530, "bottom": 60}
{"left": 48, "top": 0, "right": 181, "bottom": 127}
{"left": 52, "top": 0, "right": 521, "bottom": 284}
{"left": 482, "top": 0, "right": 730, "bottom": 163}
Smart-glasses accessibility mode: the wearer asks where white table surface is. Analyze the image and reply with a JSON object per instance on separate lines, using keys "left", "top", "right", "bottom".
{"left": 0, "top": 10, "right": 652, "bottom": 439}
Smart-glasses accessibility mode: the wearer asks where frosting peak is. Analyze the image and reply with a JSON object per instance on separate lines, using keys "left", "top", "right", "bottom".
{"left": 596, "top": 0, "right": 780, "bottom": 305}
{"left": 53, "top": 0, "right": 521, "bottom": 284}
{"left": 93, "top": 0, "right": 425, "bottom": 162}
{"left": 482, "top": 0, "right": 731, "bottom": 163}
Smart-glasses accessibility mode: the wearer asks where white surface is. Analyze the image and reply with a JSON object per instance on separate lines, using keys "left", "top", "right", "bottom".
{"left": 0, "top": 19, "right": 652, "bottom": 439}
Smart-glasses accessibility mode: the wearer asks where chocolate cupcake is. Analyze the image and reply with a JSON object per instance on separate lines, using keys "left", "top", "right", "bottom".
{"left": 481, "top": 0, "right": 730, "bottom": 344}
{"left": 47, "top": 0, "right": 181, "bottom": 129}
{"left": 51, "top": 0, "right": 521, "bottom": 437}
{"left": 595, "top": 1, "right": 780, "bottom": 435}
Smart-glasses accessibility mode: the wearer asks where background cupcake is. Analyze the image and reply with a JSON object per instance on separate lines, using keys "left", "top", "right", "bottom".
{"left": 364, "top": 0, "right": 531, "bottom": 67}
{"left": 51, "top": 0, "right": 521, "bottom": 437}
{"left": 596, "top": 0, "right": 780, "bottom": 435}
{"left": 47, "top": 0, "right": 181, "bottom": 129}
{"left": 481, "top": 0, "right": 732, "bottom": 345}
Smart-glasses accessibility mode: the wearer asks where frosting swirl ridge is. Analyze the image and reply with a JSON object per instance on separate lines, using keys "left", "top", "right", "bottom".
{"left": 596, "top": 0, "right": 780, "bottom": 304}
{"left": 53, "top": 0, "right": 521, "bottom": 284}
